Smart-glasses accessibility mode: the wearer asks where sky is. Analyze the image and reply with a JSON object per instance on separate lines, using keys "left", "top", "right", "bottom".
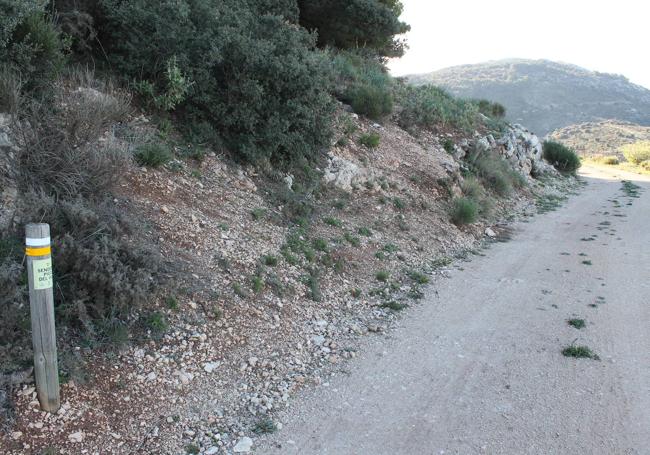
{"left": 388, "top": 0, "right": 650, "bottom": 90}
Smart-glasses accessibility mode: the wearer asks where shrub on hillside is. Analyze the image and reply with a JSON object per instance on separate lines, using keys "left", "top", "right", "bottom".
{"left": 359, "top": 132, "right": 381, "bottom": 148}
{"left": 543, "top": 140, "right": 581, "bottom": 172}
{"left": 3, "top": 73, "right": 159, "bottom": 347}
{"left": 395, "top": 83, "right": 479, "bottom": 132}
{"left": 597, "top": 155, "right": 619, "bottom": 165}
{"left": 20, "top": 194, "right": 158, "bottom": 332}
{"left": 97, "top": 0, "right": 334, "bottom": 166}
{"left": 450, "top": 197, "right": 478, "bottom": 225}
{"left": 475, "top": 99, "right": 506, "bottom": 119}
{"left": 134, "top": 143, "right": 173, "bottom": 168}
{"left": 471, "top": 152, "right": 525, "bottom": 196}
{"left": 332, "top": 51, "right": 393, "bottom": 119}
{"left": 2, "top": 9, "right": 67, "bottom": 91}
{"left": 620, "top": 141, "right": 650, "bottom": 164}
{"left": 17, "top": 78, "right": 131, "bottom": 199}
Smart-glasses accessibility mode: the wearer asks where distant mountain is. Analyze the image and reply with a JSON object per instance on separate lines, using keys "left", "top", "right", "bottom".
{"left": 548, "top": 120, "right": 650, "bottom": 157}
{"left": 408, "top": 59, "right": 650, "bottom": 136}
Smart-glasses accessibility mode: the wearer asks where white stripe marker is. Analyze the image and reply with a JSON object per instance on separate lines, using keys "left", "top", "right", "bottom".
{"left": 26, "top": 237, "right": 51, "bottom": 247}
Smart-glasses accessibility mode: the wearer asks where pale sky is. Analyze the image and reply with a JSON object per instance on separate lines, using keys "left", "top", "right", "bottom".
{"left": 388, "top": 0, "right": 650, "bottom": 90}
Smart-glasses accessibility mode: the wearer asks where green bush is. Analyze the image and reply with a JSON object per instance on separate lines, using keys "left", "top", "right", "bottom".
{"left": 98, "top": 0, "right": 334, "bottom": 166}
{"left": 450, "top": 197, "right": 478, "bottom": 225}
{"left": 620, "top": 141, "right": 650, "bottom": 164}
{"left": 395, "top": 84, "right": 479, "bottom": 132}
{"left": 134, "top": 143, "right": 173, "bottom": 168}
{"left": 3, "top": 10, "right": 67, "bottom": 91}
{"left": 442, "top": 138, "right": 455, "bottom": 154}
{"left": 460, "top": 176, "right": 484, "bottom": 200}
{"left": 349, "top": 84, "right": 393, "bottom": 119}
{"left": 359, "top": 132, "right": 381, "bottom": 148}
{"left": 543, "top": 140, "right": 581, "bottom": 172}
{"left": 470, "top": 152, "right": 526, "bottom": 196}
{"left": 332, "top": 51, "right": 394, "bottom": 119}
{"left": 21, "top": 193, "right": 159, "bottom": 335}
{"left": 475, "top": 99, "right": 506, "bottom": 118}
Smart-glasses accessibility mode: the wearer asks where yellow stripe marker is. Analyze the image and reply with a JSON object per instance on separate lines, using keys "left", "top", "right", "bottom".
{"left": 26, "top": 246, "right": 52, "bottom": 256}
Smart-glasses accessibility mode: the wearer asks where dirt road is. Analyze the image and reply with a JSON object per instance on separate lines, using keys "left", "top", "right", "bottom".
{"left": 258, "top": 166, "right": 650, "bottom": 454}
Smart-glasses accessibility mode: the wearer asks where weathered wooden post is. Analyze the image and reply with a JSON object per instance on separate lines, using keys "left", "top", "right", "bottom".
{"left": 25, "top": 223, "right": 60, "bottom": 413}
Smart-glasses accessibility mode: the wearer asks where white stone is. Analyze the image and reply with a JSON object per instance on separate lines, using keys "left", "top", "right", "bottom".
{"left": 68, "top": 431, "right": 84, "bottom": 443}
{"left": 485, "top": 228, "right": 497, "bottom": 238}
{"left": 203, "top": 361, "right": 221, "bottom": 373}
{"left": 233, "top": 437, "right": 253, "bottom": 453}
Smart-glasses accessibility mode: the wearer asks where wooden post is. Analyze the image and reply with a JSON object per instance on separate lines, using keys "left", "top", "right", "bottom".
{"left": 25, "top": 223, "right": 60, "bottom": 413}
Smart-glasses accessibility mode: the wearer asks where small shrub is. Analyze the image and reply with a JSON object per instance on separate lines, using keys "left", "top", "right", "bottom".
{"left": 313, "top": 238, "right": 328, "bottom": 252}
{"left": 349, "top": 84, "right": 393, "bottom": 119}
{"left": 543, "top": 141, "right": 581, "bottom": 172}
{"left": 165, "top": 296, "right": 179, "bottom": 311}
{"left": 442, "top": 138, "right": 455, "bottom": 154}
{"left": 251, "top": 208, "right": 266, "bottom": 221}
{"left": 461, "top": 176, "right": 484, "bottom": 200}
{"left": 344, "top": 233, "right": 360, "bottom": 247}
{"left": 567, "top": 318, "right": 586, "bottom": 329}
{"left": 262, "top": 255, "right": 278, "bottom": 266}
{"left": 382, "top": 243, "right": 399, "bottom": 253}
{"left": 562, "top": 345, "right": 598, "bottom": 360}
{"left": 333, "top": 51, "right": 394, "bottom": 119}
{"left": 359, "top": 132, "right": 381, "bottom": 148}
{"left": 252, "top": 417, "right": 277, "bottom": 435}
{"left": 408, "top": 270, "right": 429, "bottom": 285}
{"left": 324, "top": 217, "right": 343, "bottom": 227}
{"left": 358, "top": 227, "right": 372, "bottom": 237}
{"left": 473, "top": 154, "right": 514, "bottom": 196}
{"left": 145, "top": 312, "right": 168, "bottom": 335}
{"left": 305, "top": 271, "right": 322, "bottom": 301}
{"left": 620, "top": 141, "right": 650, "bottom": 164}
{"left": 392, "top": 197, "right": 405, "bottom": 210}
{"left": 375, "top": 270, "right": 389, "bottom": 282}
{"left": 350, "top": 288, "right": 362, "bottom": 298}
{"left": 251, "top": 275, "right": 264, "bottom": 293}
{"left": 598, "top": 155, "right": 619, "bottom": 165}
{"left": 232, "top": 282, "right": 248, "bottom": 298}
{"left": 450, "top": 197, "right": 478, "bottom": 225}
{"left": 380, "top": 300, "right": 407, "bottom": 311}
{"left": 5, "top": 11, "right": 67, "bottom": 91}
{"left": 395, "top": 84, "right": 479, "bottom": 132}
{"left": 475, "top": 99, "right": 506, "bottom": 118}
{"left": 185, "top": 444, "right": 200, "bottom": 455}
{"left": 134, "top": 143, "right": 173, "bottom": 168}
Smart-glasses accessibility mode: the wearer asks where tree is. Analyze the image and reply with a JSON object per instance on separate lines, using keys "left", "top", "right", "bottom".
{"left": 298, "top": 0, "right": 409, "bottom": 58}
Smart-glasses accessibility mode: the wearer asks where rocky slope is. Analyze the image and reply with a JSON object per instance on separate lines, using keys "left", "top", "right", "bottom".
{"left": 408, "top": 59, "right": 650, "bottom": 136}
{"left": 0, "top": 98, "right": 574, "bottom": 454}
{"left": 549, "top": 120, "right": 650, "bottom": 157}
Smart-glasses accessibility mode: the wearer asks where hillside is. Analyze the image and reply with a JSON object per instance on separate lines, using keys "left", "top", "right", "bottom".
{"left": 0, "top": 3, "right": 579, "bottom": 454}
{"left": 549, "top": 120, "right": 650, "bottom": 157}
{"left": 408, "top": 59, "right": 650, "bottom": 136}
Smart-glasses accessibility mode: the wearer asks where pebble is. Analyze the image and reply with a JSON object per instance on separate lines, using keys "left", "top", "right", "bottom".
{"left": 68, "top": 431, "right": 84, "bottom": 443}
{"left": 233, "top": 436, "right": 253, "bottom": 453}
{"left": 204, "top": 361, "right": 221, "bottom": 373}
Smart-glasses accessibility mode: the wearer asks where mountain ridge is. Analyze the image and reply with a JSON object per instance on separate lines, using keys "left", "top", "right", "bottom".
{"left": 407, "top": 59, "right": 650, "bottom": 136}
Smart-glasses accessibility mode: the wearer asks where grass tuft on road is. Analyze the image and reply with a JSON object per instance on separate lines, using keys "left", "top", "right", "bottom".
{"left": 567, "top": 318, "right": 586, "bottom": 329}
{"left": 562, "top": 345, "right": 599, "bottom": 360}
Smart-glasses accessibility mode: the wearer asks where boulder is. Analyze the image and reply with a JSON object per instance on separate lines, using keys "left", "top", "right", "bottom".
{"left": 323, "top": 154, "right": 371, "bottom": 191}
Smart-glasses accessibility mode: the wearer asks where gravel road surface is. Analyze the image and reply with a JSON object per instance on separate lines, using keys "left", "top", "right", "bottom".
{"left": 258, "top": 166, "right": 650, "bottom": 455}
